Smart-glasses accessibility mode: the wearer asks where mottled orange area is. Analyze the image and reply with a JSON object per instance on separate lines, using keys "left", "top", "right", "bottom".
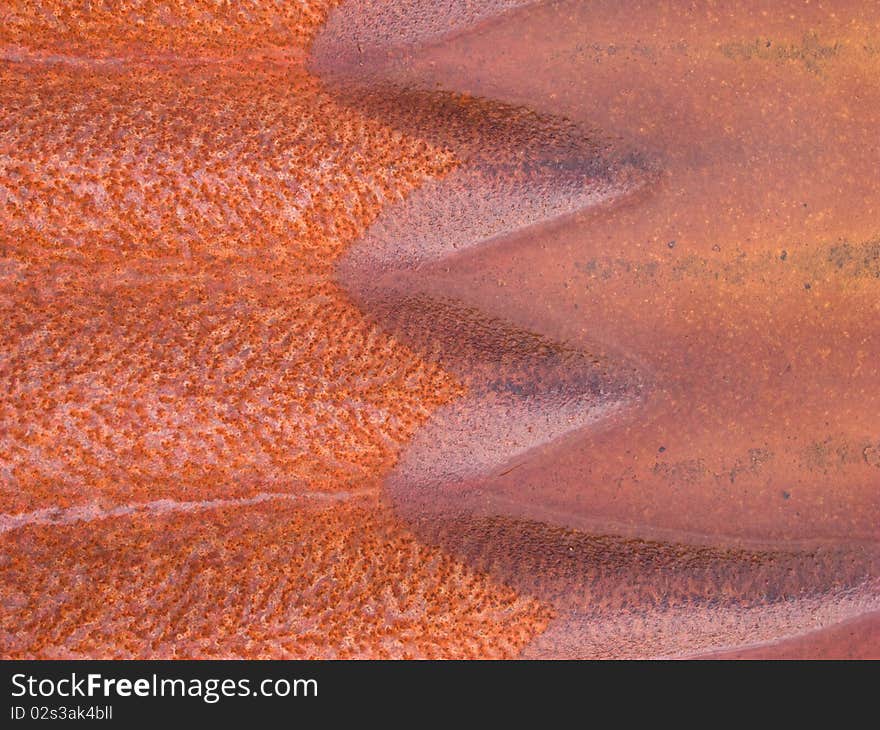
{"left": 0, "top": 64, "right": 454, "bottom": 267}
{"left": 0, "top": 496, "right": 550, "bottom": 658}
{"left": 5, "top": 0, "right": 880, "bottom": 660}
{"left": 1, "top": 270, "right": 463, "bottom": 511}
{"left": 0, "top": 1, "right": 558, "bottom": 659}
{"left": 0, "top": 62, "right": 462, "bottom": 513}
{"left": 0, "top": 0, "right": 338, "bottom": 60}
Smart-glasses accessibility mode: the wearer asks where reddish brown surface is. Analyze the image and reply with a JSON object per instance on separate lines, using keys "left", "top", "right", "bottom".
{"left": 2, "top": 0, "right": 879, "bottom": 658}
{"left": 0, "top": 0, "right": 335, "bottom": 60}
{"left": 0, "top": 1, "right": 549, "bottom": 658}
{"left": 1, "top": 496, "right": 548, "bottom": 658}
{"left": 320, "top": 0, "right": 880, "bottom": 657}
{"left": 0, "top": 61, "right": 469, "bottom": 513}
{"left": 698, "top": 610, "right": 880, "bottom": 659}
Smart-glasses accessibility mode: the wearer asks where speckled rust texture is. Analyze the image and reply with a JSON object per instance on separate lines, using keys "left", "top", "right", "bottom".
{"left": 0, "top": 0, "right": 339, "bottom": 60}
{"left": 0, "top": 1, "right": 553, "bottom": 657}
{"left": 1, "top": 497, "right": 549, "bottom": 659}
{"left": 0, "top": 63, "right": 464, "bottom": 513}
{"left": 3, "top": 0, "right": 880, "bottom": 659}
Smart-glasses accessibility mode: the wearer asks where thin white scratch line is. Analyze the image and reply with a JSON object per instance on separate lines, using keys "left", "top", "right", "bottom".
{"left": 0, "top": 489, "right": 376, "bottom": 535}
{"left": 0, "top": 46, "right": 307, "bottom": 68}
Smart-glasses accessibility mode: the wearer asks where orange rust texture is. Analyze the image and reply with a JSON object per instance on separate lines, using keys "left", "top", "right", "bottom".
{"left": 1, "top": 497, "right": 550, "bottom": 659}
{"left": 5, "top": 0, "right": 880, "bottom": 660}
{"left": 0, "top": 3, "right": 552, "bottom": 657}
{"left": 0, "top": 0, "right": 339, "bottom": 60}
{"left": 0, "top": 63, "right": 462, "bottom": 512}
